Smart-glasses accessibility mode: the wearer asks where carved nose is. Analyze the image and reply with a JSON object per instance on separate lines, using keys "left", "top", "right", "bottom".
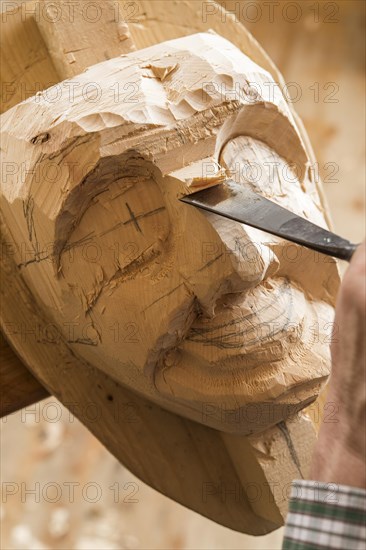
{"left": 177, "top": 205, "right": 278, "bottom": 317}
{"left": 204, "top": 211, "right": 279, "bottom": 295}
{"left": 173, "top": 160, "right": 279, "bottom": 316}
{"left": 181, "top": 183, "right": 278, "bottom": 287}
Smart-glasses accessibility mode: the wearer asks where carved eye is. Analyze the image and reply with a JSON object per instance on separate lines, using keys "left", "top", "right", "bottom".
{"left": 60, "top": 154, "right": 171, "bottom": 310}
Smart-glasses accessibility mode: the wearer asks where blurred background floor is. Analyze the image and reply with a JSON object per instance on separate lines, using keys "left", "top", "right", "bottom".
{"left": 1, "top": 1, "right": 365, "bottom": 549}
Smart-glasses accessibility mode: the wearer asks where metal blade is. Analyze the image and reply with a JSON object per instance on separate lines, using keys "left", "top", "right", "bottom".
{"left": 180, "top": 179, "right": 357, "bottom": 262}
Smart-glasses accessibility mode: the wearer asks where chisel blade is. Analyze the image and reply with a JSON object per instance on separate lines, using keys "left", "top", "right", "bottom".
{"left": 180, "top": 179, "right": 357, "bottom": 262}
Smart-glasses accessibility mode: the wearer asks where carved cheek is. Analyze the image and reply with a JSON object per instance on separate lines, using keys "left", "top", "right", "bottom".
{"left": 61, "top": 169, "right": 171, "bottom": 311}
{"left": 57, "top": 158, "right": 193, "bottom": 387}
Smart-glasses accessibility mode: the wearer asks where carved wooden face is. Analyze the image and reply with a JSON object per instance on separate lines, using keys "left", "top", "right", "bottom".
{"left": 1, "top": 33, "right": 338, "bottom": 434}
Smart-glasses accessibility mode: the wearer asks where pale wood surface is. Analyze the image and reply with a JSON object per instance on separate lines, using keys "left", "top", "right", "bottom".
{"left": 1, "top": 203, "right": 317, "bottom": 535}
{"left": 1, "top": 30, "right": 336, "bottom": 432}
{"left": 1, "top": 0, "right": 324, "bottom": 535}
{"left": 1, "top": 1, "right": 364, "bottom": 549}
{"left": 37, "top": 0, "right": 135, "bottom": 79}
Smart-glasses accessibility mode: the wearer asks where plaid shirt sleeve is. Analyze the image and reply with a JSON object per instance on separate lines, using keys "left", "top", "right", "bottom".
{"left": 282, "top": 480, "right": 366, "bottom": 549}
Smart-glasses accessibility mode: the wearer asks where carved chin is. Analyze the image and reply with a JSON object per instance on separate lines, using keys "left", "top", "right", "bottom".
{"left": 154, "top": 278, "right": 332, "bottom": 434}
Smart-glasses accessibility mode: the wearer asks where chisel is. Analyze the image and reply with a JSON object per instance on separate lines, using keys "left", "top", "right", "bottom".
{"left": 180, "top": 179, "right": 357, "bottom": 262}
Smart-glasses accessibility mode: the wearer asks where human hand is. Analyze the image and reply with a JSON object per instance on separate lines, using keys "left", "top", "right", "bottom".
{"left": 310, "top": 242, "right": 366, "bottom": 488}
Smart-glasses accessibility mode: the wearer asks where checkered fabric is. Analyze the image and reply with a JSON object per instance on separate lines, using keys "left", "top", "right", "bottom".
{"left": 282, "top": 480, "right": 366, "bottom": 549}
